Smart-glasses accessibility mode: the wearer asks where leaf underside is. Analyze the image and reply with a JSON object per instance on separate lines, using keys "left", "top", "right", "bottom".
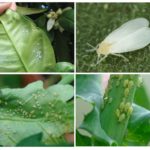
{"left": 0, "top": 81, "right": 74, "bottom": 146}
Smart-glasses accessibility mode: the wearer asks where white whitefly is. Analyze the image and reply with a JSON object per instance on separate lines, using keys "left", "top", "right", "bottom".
{"left": 87, "top": 18, "right": 150, "bottom": 64}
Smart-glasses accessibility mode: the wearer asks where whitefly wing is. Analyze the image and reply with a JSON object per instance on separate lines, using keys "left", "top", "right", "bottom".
{"left": 110, "top": 27, "right": 150, "bottom": 53}
{"left": 104, "top": 18, "right": 149, "bottom": 43}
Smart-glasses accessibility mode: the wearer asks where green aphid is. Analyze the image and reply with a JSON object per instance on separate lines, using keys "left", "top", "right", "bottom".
{"left": 124, "top": 102, "right": 131, "bottom": 112}
{"left": 118, "top": 113, "right": 126, "bottom": 122}
{"left": 124, "top": 88, "right": 130, "bottom": 97}
{"left": 119, "top": 102, "right": 125, "bottom": 111}
{"left": 115, "top": 109, "right": 120, "bottom": 118}
{"left": 127, "top": 106, "right": 133, "bottom": 116}
{"left": 123, "top": 79, "right": 129, "bottom": 87}
{"left": 104, "top": 96, "right": 108, "bottom": 104}
{"left": 128, "top": 81, "right": 134, "bottom": 89}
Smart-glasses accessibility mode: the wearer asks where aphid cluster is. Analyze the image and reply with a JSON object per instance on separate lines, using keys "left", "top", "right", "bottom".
{"left": 115, "top": 101, "right": 133, "bottom": 122}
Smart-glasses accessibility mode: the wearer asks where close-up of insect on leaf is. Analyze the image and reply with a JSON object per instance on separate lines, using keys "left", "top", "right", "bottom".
{"left": 76, "top": 74, "right": 150, "bottom": 146}
{"left": 76, "top": 3, "right": 150, "bottom": 72}
{"left": 0, "top": 2, "right": 74, "bottom": 72}
{"left": 0, "top": 74, "right": 74, "bottom": 146}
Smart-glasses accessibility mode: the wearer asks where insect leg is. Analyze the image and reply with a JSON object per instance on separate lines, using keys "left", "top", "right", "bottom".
{"left": 111, "top": 53, "right": 129, "bottom": 62}
{"left": 96, "top": 55, "right": 107, "bottom": 65}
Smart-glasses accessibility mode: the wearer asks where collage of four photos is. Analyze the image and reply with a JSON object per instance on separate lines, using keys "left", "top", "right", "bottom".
{"left": 0, "top": 1, "right": 150, "bottom": 147}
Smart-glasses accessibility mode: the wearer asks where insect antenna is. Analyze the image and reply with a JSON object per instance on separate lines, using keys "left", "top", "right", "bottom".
{"left": 85, "top": 43, "right": 97, "bottom": 52}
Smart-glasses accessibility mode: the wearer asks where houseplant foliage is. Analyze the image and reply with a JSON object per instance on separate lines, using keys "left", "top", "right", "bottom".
{"left": 0, "top": 3, "right": 74, "bottom": 72}
{"left": 76, "top": 75, "right": 150, "bottom": 146}
{"left": 0, "top": 75, "right": 74, "bottom": 146}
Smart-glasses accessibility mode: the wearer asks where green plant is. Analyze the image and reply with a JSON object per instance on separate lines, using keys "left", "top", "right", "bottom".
{"left": 0, "top": 3, "right": 74, "bottom": 72}
{"left": 76, "top": 74, "right": 150, "bottom": 146}
{"left": 0, "top": 75, "right": 74, "bottom": 146}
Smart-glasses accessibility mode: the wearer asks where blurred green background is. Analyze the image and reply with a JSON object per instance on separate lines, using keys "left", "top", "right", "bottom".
{"left": 76, "top": 3, "right": 150, "bottom": 72}
{"left": 0, "top": 75, "right": 65, "bottom": 88}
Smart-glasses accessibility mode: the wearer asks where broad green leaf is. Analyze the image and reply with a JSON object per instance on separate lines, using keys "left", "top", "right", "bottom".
{"left": 76, "top": 75, "right": 116, "bottom": 146}
{"left": 0, "top": 81, "right": 74, "bottom": 146}
{"left": 123, "top": 104, "right": 150, "bottom": 146}
{"left": 58, "top": 9, "right": 74, "bottom": 33}
{"left": 0, "top": 9, "right": 56, "bottom": 72}
{"left": 17, "top": 6, "right": 47, "bottom": 15}
{"left": 76, "top": 75, "right": 102, "bottom": 108}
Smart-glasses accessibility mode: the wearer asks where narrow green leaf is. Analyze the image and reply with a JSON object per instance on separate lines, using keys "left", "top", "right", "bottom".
{"left": 100, "top": 75, "right": 139, "bottom": 144}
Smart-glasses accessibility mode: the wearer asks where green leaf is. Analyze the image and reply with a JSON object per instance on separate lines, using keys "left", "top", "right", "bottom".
{"left": 17, "top": 133, "right": 45, "bottom": 146}
{"left": 123, "top": 104, "right": 150, "bottom": 146}
{"left": 76, "top": 75, "right": 116, "bottom": 146}
{"left": 0, "top": 81, "right": 74, "bottom": 146}
{"left": 17, "top": 6, "right": 47, "bottom": 15}
{"left": 47, "top": 84, "right": 74, "bottom": 102}
{"left": 100, "top": 75, "right": 139, "bottom": 144}
{"left": 76, "top": 75, "right": 102, "bottom": 108}
{"left": 0, "top": 9, "right": 56, "bottom": 72}
{"left": 76, "top": 130, "right": 91, "bottom": 146}
{"left": 58, "top": 9, "right": 74, "bottom": 33}
{"left": 55, "top": 62, "right": 74, "bottom": 72}
{"left": 134, "top": 85, "right": 150, "bottom": 110}
{"left": 58, "top": 75, "right": 74, "bottom": 85}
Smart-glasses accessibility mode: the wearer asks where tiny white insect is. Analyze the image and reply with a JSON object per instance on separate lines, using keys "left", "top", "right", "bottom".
{"left": 87, "top": 18, "right": 150, "bottom": 64}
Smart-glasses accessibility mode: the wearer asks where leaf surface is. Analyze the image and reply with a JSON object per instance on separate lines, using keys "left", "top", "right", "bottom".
{"left": 0, "top": 9, "right": 56, "bottom": 72}
{"left": 76, "top": 75, "right": 116, "bottom": 145}
{"left": 0, "top": 81, "right": 74, "bottom": 146}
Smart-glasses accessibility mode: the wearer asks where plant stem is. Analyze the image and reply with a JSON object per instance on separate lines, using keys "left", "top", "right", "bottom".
{"left": 100, "top": 75, "right": 139, "bottom": 144}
